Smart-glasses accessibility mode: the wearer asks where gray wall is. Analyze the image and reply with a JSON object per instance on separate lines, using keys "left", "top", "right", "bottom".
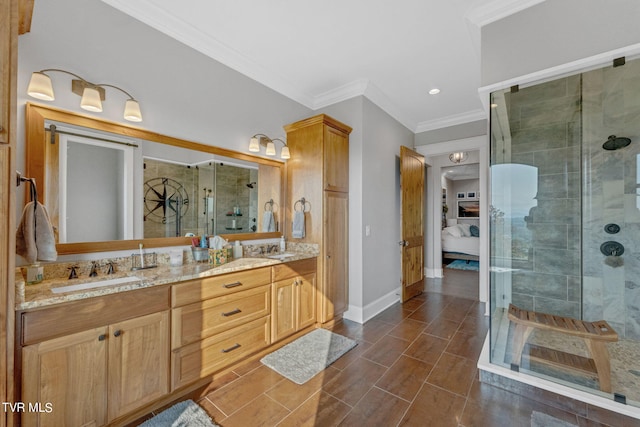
{"left": 361, "top": 98, "right": 414, "bottom": 308}
{"left": 481, "top": 0, "right": 640, "bottom": 86}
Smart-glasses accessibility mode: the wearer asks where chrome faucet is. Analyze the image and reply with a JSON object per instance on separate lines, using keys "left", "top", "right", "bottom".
{"left": 89, "top": 261, "right": 99, "bottom": 277}
{"left": 267, "top": 244, "right": 278, "bottom": 254}
{"left": 105, "top": 261, "right": 116, "bottom": 275}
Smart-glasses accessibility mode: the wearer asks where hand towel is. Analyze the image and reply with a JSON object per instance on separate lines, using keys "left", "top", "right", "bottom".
{"left": 262, "top": 211, "right": 276, "bottom": 232}
{"left": 292, "top": 210, "right": 305, "bottom": 239}
{"left": 16, "top": 201, "right": 57, "bottom": 263}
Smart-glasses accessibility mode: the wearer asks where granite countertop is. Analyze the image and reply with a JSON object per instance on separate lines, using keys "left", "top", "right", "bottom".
{"left": 16, "top": 250, "right": 318, "bottom": 311}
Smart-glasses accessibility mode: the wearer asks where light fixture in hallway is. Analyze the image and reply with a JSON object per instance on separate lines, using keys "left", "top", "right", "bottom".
{"left": 449, "top": 151, "right": 467, "bottom": 164}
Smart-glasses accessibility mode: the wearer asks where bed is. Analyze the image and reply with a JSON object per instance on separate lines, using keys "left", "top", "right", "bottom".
{"left": 441, "top": 223, "right": 479, "bottom": 262}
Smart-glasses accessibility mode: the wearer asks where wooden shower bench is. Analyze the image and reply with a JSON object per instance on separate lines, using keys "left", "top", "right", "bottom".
{"left": 507, "top": 304, "right": 618, "bottom": 393}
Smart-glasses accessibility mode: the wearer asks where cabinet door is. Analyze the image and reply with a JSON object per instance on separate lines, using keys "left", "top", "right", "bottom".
{"left": 22, "top": 327, "right": 108, "bottom": 427}
{"left": 322, "top": 191, "right": 349, "bottom": 322}
{"left": 297, "top": 273, "right": 317, "bottom": 330}
{"left": 108, "top": 311, "right": 169, "bottom": 421}
{"left": 272, "top": 278, "right": 297, "bottom": 342}
{"left": 323, "top": 126, "right": 349, "bottom": 192}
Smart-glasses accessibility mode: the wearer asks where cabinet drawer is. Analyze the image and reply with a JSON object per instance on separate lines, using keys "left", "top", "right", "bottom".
{"left": 172, "top": 284, "right": 270, "bottom": 349}
{"left": 272, "top": 258, "right": 317, "bottom": 282}
{"left": 172, "top": 267, "right": 271, "bottom": 307}
{"left": 171, "top": 316, "right": 270, "bottom": 390}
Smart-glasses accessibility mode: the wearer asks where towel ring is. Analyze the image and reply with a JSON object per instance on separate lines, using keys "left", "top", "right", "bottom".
{"left": 294, "top": 197, "right": 310, "bottom": 212}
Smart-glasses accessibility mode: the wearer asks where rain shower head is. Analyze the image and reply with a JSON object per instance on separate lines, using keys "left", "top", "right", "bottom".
{"left": 246, "top": 182, "right": 257, "bottom": 189}
{"left": 603, "top": 135, "right": 631, "bottom": 150}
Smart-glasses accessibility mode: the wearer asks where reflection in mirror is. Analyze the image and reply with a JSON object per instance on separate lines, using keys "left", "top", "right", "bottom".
{"left": 25, "top": 103, "right": 284, "bottom": 254}
{"left": 142, "top": 147, "right": 261, "bottom": 238}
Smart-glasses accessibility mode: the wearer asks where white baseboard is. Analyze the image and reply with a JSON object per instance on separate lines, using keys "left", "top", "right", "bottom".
{"left": 343, "top": 287, "right": 401, "bottom": 324}
{"left": 425, "top": 268, "right": 443, "bottom": 278}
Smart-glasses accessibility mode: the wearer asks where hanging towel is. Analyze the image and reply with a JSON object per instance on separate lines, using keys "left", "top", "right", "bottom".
{"left": 292, "top": 210, "right": 305, "bottom": 239}
{"left": 262, "top": 211, "right": 276, "bottom": 232}
{"left": 16, "top": 201, "right": 57, "bottom": 263}
{"left": 16, "top": 180, "right": 57, "bottom": 263}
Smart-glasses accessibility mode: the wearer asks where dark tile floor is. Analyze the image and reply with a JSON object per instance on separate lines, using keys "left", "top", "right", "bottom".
{"left": 154, "top": 269, "right": 640, "bottom": 426}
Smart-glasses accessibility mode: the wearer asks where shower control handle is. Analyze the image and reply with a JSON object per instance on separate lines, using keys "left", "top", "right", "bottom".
{"left": 600, "top": 241, "right": 624, "bottom": 257}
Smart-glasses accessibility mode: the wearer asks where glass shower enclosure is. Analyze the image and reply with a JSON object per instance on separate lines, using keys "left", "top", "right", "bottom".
{"left": 489, "top": 56, "right": 640, "bottom": 407}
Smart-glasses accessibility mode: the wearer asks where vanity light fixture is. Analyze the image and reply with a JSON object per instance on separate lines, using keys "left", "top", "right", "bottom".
{"left": 449, "top": 151, "right": 468, "bottom": 164}
{"left": 27, "top": 69, "right": 143, "bottom": 122}
{"left": 248, "top": 134, "right": 290, "bottom": 159}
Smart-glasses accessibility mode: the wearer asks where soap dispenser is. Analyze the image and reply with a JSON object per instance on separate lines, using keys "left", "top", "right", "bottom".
{"left": 233, "top": 240, "right": 243, "bottom": 258}
{"left": 279, "top": 236, "right": 286, "bottom": 253}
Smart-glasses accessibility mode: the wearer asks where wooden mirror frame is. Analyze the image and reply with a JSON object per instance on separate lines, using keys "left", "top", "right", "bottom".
{"left": 25, "top": 102, "right": 284, "bottom": 255}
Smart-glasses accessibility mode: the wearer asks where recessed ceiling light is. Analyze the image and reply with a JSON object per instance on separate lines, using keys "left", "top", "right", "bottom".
{"left": 428, "top": 88, "right": 440, "bottom": 95}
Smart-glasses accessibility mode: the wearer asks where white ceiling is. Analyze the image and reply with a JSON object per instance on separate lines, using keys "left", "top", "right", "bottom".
{"left": 101, "top": 0, "right": 544, "bottom": 133}
{"left": 442, "top": 163, "right": 480, "bottom": 181}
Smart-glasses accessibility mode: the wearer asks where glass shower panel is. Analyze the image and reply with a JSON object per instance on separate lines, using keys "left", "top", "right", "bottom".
{"left": 489, "top": 58, "right": 640, "bottom": 407}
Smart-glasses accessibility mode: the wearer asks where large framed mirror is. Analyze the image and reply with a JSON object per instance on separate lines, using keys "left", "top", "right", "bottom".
{"left": 25, "top": 103, "right": 284, "bottom": 255}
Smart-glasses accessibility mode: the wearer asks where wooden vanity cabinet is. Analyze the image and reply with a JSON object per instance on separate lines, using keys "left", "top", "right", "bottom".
{"left": 19, "top": 286, "right": 170, "bottom": 426}
{"left": 271, "top": 258, "right": 317, "bottom": 342}
{"left": 170, "top": 267, "right": 272, "bottom": 390}
{"left": 285, "top": 115, "right": 351, "bottom": 324}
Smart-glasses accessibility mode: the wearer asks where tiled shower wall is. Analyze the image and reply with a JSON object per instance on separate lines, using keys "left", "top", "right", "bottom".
{"left": 581, "top": 59, "right": 640, "bottom": 340}
{"left": 495, "top": 58, "right": 640, "bottom": 339}
{"left": 503, "top": 75, "right": 583, "bottom": 319}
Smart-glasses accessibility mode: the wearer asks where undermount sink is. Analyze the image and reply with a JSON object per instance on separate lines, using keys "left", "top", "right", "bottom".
{"left": 51, "top": 276, "right": 143, "bottom": 294}
{"left": 266, "top": 252, "right": 296, "bottom": 260}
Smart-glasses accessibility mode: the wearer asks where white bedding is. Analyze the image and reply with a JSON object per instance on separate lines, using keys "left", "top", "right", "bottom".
{"left": 441, "top": 232, "right": 480, "bottom": 256}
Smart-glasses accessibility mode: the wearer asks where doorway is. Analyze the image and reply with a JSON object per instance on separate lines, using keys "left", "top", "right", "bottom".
{"left": 416, "top": 135, "right": 489, "bottom": 309}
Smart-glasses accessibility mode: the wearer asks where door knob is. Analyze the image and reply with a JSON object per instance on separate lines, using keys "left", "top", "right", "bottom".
{"left": 398, "top": 240, "right": 408, "bottom": 247}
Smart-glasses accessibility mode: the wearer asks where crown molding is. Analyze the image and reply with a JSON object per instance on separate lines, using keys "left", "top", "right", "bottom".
{"left": 466, "top": 0, "right": 546, "bottom": 27}
{"left": 415, "top": 109, "right": 486, "bottom": 134}
{"left": 100, "top": 0, "right": 315, "bottom": 108}
{"left": 312, "top": 79, "right": 369, "bottom": 110}
{"left": 363, "top": 82, "right": 417, "bottom": 132}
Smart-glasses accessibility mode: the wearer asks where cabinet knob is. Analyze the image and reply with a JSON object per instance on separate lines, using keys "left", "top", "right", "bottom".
{"left": 98, "top": 334, "right": 106, "bottom": 341}
{"left": 113, "top": 329, "right": 122, "bottom": 337}
{"left": 326, "top": 255, "right": 331, "bottom": 259}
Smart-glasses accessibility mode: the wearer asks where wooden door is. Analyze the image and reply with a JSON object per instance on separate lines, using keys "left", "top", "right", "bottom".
{"left": 400, "top": 146, "right": 425, "bottom": 302}
{"left": 108, "top": 311, "right": 169, "bottom": 421}
{"left": 297, "top": 273, "right": 317, "bottom": 330}
{"left": 272, "top": 278, "right": 297, "bottom": 342}
{"left": 322, "top": 191, "right": 349, "bottom": 321}
{"left": 22, "top": 327, "right": 108, "bottom": 427}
